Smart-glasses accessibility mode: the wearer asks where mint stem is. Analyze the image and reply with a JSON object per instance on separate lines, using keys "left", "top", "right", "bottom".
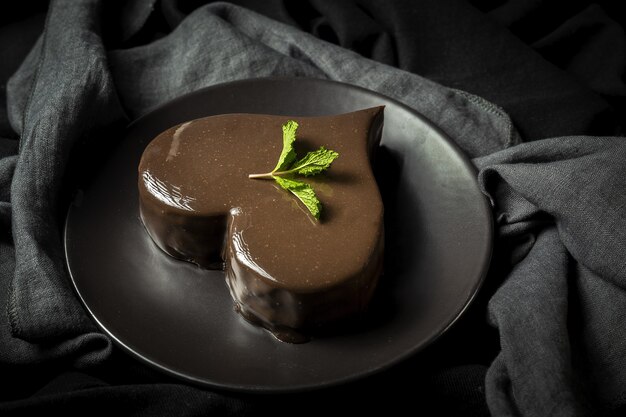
{"left": 248, "top": 172, "right": 275, "bottom": 179}
{"left": 248, "top": 169, "right": 295, "bottom": 179}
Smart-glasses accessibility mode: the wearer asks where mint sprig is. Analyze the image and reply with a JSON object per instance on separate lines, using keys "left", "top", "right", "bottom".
{"left": 248, "top": 120, "right": 339, "bottom": 220}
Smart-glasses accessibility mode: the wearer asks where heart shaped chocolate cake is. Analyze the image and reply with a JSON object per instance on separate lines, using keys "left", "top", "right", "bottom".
{"left": 138, "top": 107, "right": 384, "bottom": 342}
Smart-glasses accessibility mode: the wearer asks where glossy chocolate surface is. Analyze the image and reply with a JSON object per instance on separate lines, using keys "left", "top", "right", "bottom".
{"left": 138, "top": 107, "right": 385, "bottom": 341}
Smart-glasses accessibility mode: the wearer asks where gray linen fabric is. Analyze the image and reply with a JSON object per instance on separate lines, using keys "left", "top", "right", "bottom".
{"left": 1, "top": 0, "right": 624, "bottom": 415}
{"left": 475, "top": 137, "right": 626, "bottom": 416}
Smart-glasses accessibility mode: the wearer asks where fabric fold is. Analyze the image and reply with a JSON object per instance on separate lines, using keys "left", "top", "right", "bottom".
{"left": 108, "top": 2, "right": 518, "bottom": 157}
{"left": 476, "top": 136, "right": 626, "bottom": 414}
{"left": 6, "top": 0, "right": 125, "bottom": 341}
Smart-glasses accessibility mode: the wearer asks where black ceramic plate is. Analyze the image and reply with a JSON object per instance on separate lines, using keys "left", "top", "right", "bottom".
{"left": 64, "top": 77, "right": 492, "bottom": 393}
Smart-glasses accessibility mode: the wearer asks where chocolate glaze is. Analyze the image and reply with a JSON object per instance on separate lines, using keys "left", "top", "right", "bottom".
{"left": 138, "top": 107, "right": 385, "bottom": 342}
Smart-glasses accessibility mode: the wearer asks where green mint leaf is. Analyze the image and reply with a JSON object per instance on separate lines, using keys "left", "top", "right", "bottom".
{"left": 273, "top": 176, "right": 321, "bottom": 220}
{"left": 272, "top": 120, "right": 298, "bottom": 173}
{"left": 249, "top": 120, "right": 338, "bottom": 220}
{"left": 287, "top": 147, "right": 339, "bottom": 177}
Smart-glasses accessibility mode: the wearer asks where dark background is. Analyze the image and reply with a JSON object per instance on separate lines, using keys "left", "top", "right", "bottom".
{"left": 1, "top": 1, "right": 624, "bottom": 415}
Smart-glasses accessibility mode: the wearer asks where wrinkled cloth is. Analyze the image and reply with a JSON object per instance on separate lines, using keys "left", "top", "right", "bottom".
{"left": 476, "top": 137, "right": 626, "bottom": 416}
{"left": 1, "top": 0, "right": 625, "bottom": 416}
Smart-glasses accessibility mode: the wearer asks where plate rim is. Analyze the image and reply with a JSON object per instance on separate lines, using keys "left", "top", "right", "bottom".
{"left": 65, "top": 76, "right": 494, "bottom": 393}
